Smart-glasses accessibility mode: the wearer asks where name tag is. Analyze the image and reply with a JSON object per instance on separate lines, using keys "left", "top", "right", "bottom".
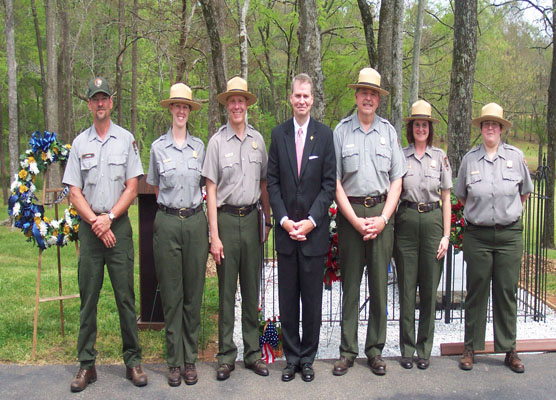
{"left": 225, "top": 152, "right": 234, "bottom": 158}
{"left": 345, "top": 144, "right": 354, "bottom": 148}
{"left": 83, "top": 153, "right": 95, "bottom": 159}
{"left": 471, "top": 170, "right": 480, "bottom": 175}
{"left": 163, "top": 158, "right": 172, "bottom": 163}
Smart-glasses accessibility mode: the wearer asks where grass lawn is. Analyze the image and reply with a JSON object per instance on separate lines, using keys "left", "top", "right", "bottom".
{"left": 0, "top": 201, "right": 218, "bottom": 365}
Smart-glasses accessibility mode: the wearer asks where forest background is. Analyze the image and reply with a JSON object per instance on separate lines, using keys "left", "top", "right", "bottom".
{"left": 1, "top": 1, "right": 555, "bottom": 239}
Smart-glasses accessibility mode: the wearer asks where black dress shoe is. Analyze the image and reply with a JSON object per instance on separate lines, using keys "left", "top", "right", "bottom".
{"left": 417, "top": 358, "right": 430, "bottom": 370}
{"left": 301, "top": 363, "right": 314, "bottom": 382}
{"left": 368, "top": 355, "right": 386, "bottom": 376}
{"left": 282, "top": 363, "right": 299, "bottom": 382}
{"left": 70, "top": 366, "right": 97, "bottom": 392}
{"left": 400, "top": 357, "right": 413, "bottom": 369}
{"left": 247, "top": 359, "right": 269, "bottom": 377}
{"left": 216, "top": 363, "right": 235, "bottom": 381}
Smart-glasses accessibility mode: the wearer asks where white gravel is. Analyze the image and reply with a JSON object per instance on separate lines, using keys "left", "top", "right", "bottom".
{"left": 229, "top": 261, "right": 556, "bottom": 361}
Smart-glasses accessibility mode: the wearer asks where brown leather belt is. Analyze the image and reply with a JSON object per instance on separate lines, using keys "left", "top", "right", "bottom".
{"left": 466, "top": 219, "right": 519, "bottom": 230}
{"left": 159, "top": 204, "right": 203, "bottom": 219}
{"left": 401, "top": 201, "right": 440, "bottom": 213}
{"left": 218, "top": 204, "right": 256, "bottom": 216}
{"left": 348, "top": 195, "right": 387, "bottom": 208}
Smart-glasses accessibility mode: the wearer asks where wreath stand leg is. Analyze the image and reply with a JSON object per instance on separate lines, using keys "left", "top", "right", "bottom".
{"left": 31, "top": 180, "right": 79, "bottom": 360}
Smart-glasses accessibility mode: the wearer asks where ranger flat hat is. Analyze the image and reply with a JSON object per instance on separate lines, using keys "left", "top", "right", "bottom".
{"left": 87, "top": 77, "right": 112, "bottom": 98}
{"left": 216, "top": 76, "right": 257, "bottom": 106}
{"left": 403, "top": 100, "right": 440, "bottom": 123}
{"left": 472, "top": 102, "right": 512, "bottom": 132}
{"left": 348, "top": 67, "right": 389, "bottom": 96}
{"left": 160, "top": 83, "right": 202, "bottom": 111}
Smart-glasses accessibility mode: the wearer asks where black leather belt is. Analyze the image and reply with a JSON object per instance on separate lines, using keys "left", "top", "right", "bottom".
{"left": 159, "top": 204, "right": 203, "bottom": 219}
{"left": 401, "top": 201, "right": 440, "bottom": 213}
{"left": 348, "top": 195, "right": 387, "bottom": 208}
{"left": 218, "top": 204, "right": 256, "bottom": 216}
{"left": 466, "top": 219, "right": 519, "bottom": 230}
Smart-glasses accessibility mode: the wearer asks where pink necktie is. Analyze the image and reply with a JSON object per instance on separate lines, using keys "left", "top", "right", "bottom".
{"left": 296, "top": 128, "right": 303, "bottom": 177}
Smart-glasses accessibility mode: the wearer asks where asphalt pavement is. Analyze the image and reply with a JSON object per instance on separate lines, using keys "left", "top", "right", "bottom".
{"left": 1, "top": 353, "right": 555, "bottom": 400}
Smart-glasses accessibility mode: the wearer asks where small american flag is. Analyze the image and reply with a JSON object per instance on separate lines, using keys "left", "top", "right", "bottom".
{"left": 259, "top": 320, "right": 279, "bottom": 364}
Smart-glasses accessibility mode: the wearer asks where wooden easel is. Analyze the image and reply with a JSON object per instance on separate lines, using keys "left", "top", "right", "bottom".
{"left": 32, "top": 173, "right": 79, "bottom": 359}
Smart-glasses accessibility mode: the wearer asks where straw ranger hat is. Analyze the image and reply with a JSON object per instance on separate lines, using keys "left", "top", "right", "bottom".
{"left": 216, "top": 76, "right": 257, "bottom": 106}
{"left": 160, "top": 83, "right": 201, "bottom": 111}
{"left": 403, "top": 100, "right": 439, "bottom": 124}
{"left": 472, "top": 103, "right": 512, "bottom": 132}
{"left": 348, "top": 67, "right": 389, "bottom": 96}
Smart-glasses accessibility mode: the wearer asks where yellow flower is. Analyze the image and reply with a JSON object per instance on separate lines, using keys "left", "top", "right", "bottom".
{"left": 52, "top": 230, "right": 58, "bottom": 236}
{"left": 41, "top": 152, "right": 47, "bottom": 161}
{"left": 74, "top": 224, "right": 79, "bottom": 233}
{"left": 66, "top": 144, "right": 71, "bottom": 150}
{"left": 18, "top": 169, "right": 28, "bottom": 180}
{"left": 35, "top": 217, "right": 42, "bottom": 226}
{"left": 19, "top": 185, "right": 28, "bottom": 194}
{"left": 53, "top": 147, "right": 59, "bottom": 155}
{"left": 70, "top": 208, "right": 78, "bottom": 216}
{"left": 43, "top": 216, "right": 50, "bottom": 223}
{"left": 63, "top": 225, "right": 70, "bottom": 235}
{"left": 28, "top": 156, "right": 36, "bottom": 163}
{"left": 32, "top": 176, "right": 36, "bottom": 183}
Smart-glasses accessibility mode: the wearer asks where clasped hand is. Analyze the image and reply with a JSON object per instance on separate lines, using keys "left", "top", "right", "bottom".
{"left": 283, "top": 219, "right": 314, "bottom": 241}
{"left": 355, "top": 216, "right": 385, "bottom": 241}
{"left": 91, "top": 214, "right": 116, "bottom": 248}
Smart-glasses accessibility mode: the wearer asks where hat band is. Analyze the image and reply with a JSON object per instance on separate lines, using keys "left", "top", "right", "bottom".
{"left": 169, "top": 96, "right": 194, "bottom": 101}
{"left": 357, "top": 81, "right": 382, "bottom": 90}
{"left": 228, "top": 89, "right": 249, "bottom": 93}
{"left": 410, "top": 113, "right": 432, "bottom": 118}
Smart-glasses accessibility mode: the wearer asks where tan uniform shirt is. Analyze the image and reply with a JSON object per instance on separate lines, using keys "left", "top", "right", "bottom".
{"left": 202, "top": 122, "right": 268, "bottom": 207}
{"left": 400, "top": 144, "right": 452, "bottom": 203}
{"left": 334, "top": 113, "right": 406, "bottom": 196}
{"left": 454, "top": 143, "right": 534, "bottom": 226}
{"left": 146, "top": 128, "right": 205, "bottom": 209}
{"left": 63, "top": 122, "right": 144, "bottom": 213}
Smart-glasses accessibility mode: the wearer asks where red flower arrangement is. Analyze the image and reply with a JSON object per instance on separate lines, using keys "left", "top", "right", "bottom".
{"left": 450, "top": 192, "right": 465, "bottom": 253}
{"left": 324, "top": 202, "right": 341, "bottom": 287}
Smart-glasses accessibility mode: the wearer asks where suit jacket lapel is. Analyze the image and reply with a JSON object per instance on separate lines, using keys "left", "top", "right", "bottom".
{"left": 299, "top": 118, "right": 317, "bottom": 179}
{"left": 283, "top": 119, "right": 299, "bottom": 183}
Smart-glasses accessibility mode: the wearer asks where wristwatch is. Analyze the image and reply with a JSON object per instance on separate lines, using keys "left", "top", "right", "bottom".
{"left": 108, "top": 212, "right": 115, "bottom": 221}
{"left": 380, "top": 214, "right": 389, "bottom": 225}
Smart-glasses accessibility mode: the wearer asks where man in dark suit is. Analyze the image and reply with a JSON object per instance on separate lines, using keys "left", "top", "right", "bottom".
{"left": 267, "top": 73, "right": 336, "bottom": 382}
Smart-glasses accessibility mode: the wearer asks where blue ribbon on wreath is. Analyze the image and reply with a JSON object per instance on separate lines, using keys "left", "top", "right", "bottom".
{"left": 30, "top": 130, "right": 57, "bottom": 156}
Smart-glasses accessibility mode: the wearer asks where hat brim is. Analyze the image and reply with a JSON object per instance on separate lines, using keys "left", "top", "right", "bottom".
{"left": 403, "top": 116, "right": 440, "bottom": 124}
{"left": 471, "top": 116, "right": 512, "bottom": 132}
{"left": 217, "top": 91, "right": 257, "bottom": 106}
{"left": 347, "top": 83, "right": 389, "bottom": 96}
{"left": 160, "top": 98, "right": 202, "bottom": 111}
{"left": 88, "top": 88, "right": 112, "bottom": 99}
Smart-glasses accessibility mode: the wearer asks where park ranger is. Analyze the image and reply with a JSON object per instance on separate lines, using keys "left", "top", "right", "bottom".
{"left": 63, "top": 77, "right": 147, "bottom": 392}
{"left": 455, "top": 103, "right": 533, "bottom": 373}
{"left": 202, "top": 76, "right": 272, "bottom": 381}
{"left": 146, "top": 83, "right": 208, "bottom": 386}
{"left": 332, "top": 68, "right": 406, "bottom": 377}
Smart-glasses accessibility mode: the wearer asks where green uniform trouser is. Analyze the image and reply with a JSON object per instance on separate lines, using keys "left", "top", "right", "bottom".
{"left": 77, "top": 214, "right": 141, "bottom": 369}
{"left": 393, "top": 206, "right": 443, "bottom": 359}
{"left": 463, "top": 219, "right": 523, "bottom": 352}
{"left": 338, "top": 202, "right": 394, "bottom": 360}
{"left": 153, "top": 210, "right": 208, "bottom": 367}
{"left": 216, "top": 208, "right": 262, "bottom": 366}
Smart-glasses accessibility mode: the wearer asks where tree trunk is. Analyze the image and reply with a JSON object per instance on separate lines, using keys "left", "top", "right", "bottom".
{"left": 116, "top": 0, "right": 125, "bottom": 125}
{"left": 131, "top": 0, "right": 138, "bottom": 137}
{"left": 175, "top": 0, "right": 197, "bottom": 83}
{"left": 377, "top": 0, "right": 393, "bottom": 118}
{"left": 238, "top": 0, "right": 250, "bottom": 80}
{"left": 298, "top": 0, "right": 325, "bottom": 121}
{"left": 390, "top": 0, "right": 404, "bottom": 139}
{"left": 58, "top": 0, "right": 72, "bottom": 143}
{"left": 200, "top": 0, "right": 228, "bottom": 129}
{"left": 256, "top": 24, "right": 279, "bottom": 123}
{"left": 0, "top": 88, "right": 7, "bottom": 205}
{"left": 30, "top": 0, "right": 48, "bottom": 130}
{"left": 408, "top": 0, "right": 426, "bottom": 111}
{"left": 446, "top": 0, "right": 477, "bottom": 173}
{"left": 5, "top": 0, "right": 19, "bottom": 187}
{"left": 46, "top": 0, "right": 61, "bottom": 191}
{"left": 544, "top": 0, "right": 556, "bottom": 248}
{"left": 357, "top": 0, "right": 377, "bottom": 67}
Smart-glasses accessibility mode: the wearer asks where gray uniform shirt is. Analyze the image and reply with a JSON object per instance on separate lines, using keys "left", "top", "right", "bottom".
{"left": 334, "top": 113, "right": 406, "bottom": 196}
{"left": 62, "top": 121, "right": 144, "bottom": 213}
{"left": 202, "top": 122, "right": 268, "bottom": 207}
{"left": 146, "top": 128, "right": 205, "bottom": 209}
{"left": 401, "top": 144, "right": 452, "bottom": 203}
{"left": 454, "top": 143, "right": 534, "bottom": 226}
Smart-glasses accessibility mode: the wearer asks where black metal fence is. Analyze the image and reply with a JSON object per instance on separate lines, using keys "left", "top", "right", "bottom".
{"left": 260, "top": 157, "right": 550, "bottom": 325}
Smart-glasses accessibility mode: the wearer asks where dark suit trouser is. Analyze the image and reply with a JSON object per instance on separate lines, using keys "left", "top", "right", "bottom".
{"left": 278, "top": 250, "right": 325, "bottom": 366}
{"left": 462, "top": 220, "right": 522, "bottom": 353}
{"left": 338, "top": 202, "right": 393, "bottom": 360}
{"left": 153, "top": 210, "right": 208, "bottom": 367}
{"left": 393, "top": 206, "right": 443, "bottom": 359}
{"left": 216, "top": 209, "right": 262, "bottom": 366}
{"left": 77, "top": 215, "right": 142, "bottom": 369}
